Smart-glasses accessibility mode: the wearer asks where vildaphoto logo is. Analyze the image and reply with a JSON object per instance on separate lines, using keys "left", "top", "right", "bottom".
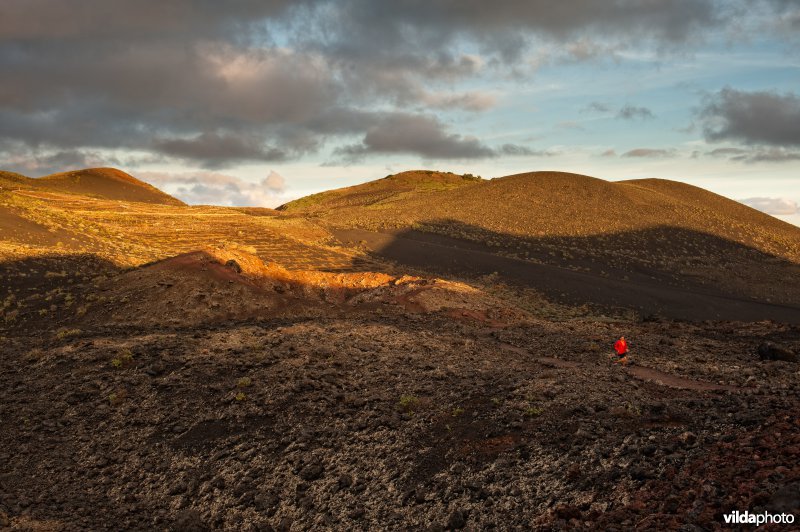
{"left": 723, "top": 510, "right": 795, "bottom": 526}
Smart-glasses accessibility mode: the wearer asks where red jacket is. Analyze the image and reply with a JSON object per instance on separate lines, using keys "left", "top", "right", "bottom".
{"left": 614, "top": 338, "right": 628, "bottom": 355}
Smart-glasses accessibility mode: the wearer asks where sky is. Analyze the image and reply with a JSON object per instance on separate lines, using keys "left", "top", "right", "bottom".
{"left": 1, "top": 1, "right": 798, "bottom": 226}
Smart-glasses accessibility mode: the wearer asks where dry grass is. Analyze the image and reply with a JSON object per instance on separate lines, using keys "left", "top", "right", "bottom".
{"left": 279, "top": 170, "right": 800, "bottom": 306}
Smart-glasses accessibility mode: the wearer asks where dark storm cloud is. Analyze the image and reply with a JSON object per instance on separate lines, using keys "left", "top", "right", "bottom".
{"left": 315, "top": 0, "right": 719, "bottom": 59}
{"left": 616, "top": 105, "right": 655, "bottom": 120}
{"left": 153, "top": 132, "right": 287, "bottom": 168}
{"left": 334, "top": 114, "right": 496, "bottom": 161}
{"left": 698, "top": 88, "right": 800, "bottom": 147}
{"left": 0, "top": 144, "right": 123, "bottom": 176}
{"left": 332, "top": 114, "right": 555, "bottom": 162}
{"left": 0, "top": 1, "right": 782, "bottom": 168}
{"left": 764, "top": 0, "right": 800, "bottom": 33}
{"left": 0, "top": 0, "right": 298, "bottom": 40}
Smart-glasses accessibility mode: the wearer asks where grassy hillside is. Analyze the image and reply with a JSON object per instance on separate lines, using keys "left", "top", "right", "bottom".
{"left": 2, "top": 166, "right": 799, "bottom": 308}
{"left": 284, "top": 170, "right": 800, "bottom": 262}
{"left": 0, "top": 167, "right": 370, "bottom": 271}
{"left": 284, "top": 170, "right": 800, "bottom": 306}
{"left": 279, "top": 170, "right": 482, "bottom": 212}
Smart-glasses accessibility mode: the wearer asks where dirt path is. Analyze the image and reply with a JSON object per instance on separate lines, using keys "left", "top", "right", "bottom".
{"left": 498, "top": 342, "right": 740, "bottom": 392}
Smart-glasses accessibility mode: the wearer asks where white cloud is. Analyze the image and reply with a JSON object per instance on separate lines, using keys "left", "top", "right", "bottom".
{"left": 740, "top": 196, "right": 798, "bottom": 215}
{"left": 140, "top": 170, "right": 287, "bottom": 207}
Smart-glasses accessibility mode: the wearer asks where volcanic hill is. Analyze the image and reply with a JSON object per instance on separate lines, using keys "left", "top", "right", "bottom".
{"left": 1, "top": 166, "right": 800, "bottom": 530}
{"left": 280, "top": 170, "right": 799, "bottom": 261}
{"left": 1, "top": 167, "right": 185, "bottom": 206}
{"left": 282, "top": 170, "right": 800, "bottom": 314}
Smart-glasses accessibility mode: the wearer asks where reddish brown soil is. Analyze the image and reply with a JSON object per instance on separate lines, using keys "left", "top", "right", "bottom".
{"left": 2, "top": 168, "right": 799, "bottom": 530}
{"left": 500, "top": 342, "right": 739, "bottom": 391}
{"left": 34, "top": 167, "right": 186, "bottom": 205}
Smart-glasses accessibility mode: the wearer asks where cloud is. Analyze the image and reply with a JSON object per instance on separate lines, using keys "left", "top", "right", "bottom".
{"left": 500, "top": 144, "right": 557, "bottom": 156}
{"left": 334, "top": 114, "right": 496, "bottom": 161}
{"left": 740, "top": 197, "right": 798, "bottom": 215}
{"left": 418, "top": 90, "right": 497, "bottom": 112}
{"left": 616, "top": 105, "right": 655, "bottom": 120}
{"left": 706, "top": 147, "right": 748, "bottom": 157}
{"left": 152, "top": 132, "right": 287, "bottom": 168}
{"left": 766, "top": 0, "right": 800, "bottom": 35}
{"left": 0, "top": 1, "right": 298, "bottom": 40}
{"left": 0, "top": 147, "right": 120, "bottom": 176}
{"left": 317, "top": 1, "right": 720, "bottom": 63}
{"left": 743, "top": 148, "right": 800, "bottom": 162}
{"left": 704, "top": 146, "right": 800, "bottom": 163}
{"left": 0, "top": 139, "right": 175, "bottom": 176}
{"left": 698, "top": 88, "right": 800, "bottom": 147}
{"left": 140, "top": 170, "right": 286, "bottom": 207}
{"left": 581, "top": 102, "right": 611, "bottom": 113}
{"left": 0, "top": 43, "right": 342, "bottom": 166}
{"left": 581, "top": 102, "right": 654, "bottom": 120}
{"left": 331, "top": 114, "right": 555, "bottom": 162}
{"left": 263, "top": 170, "right": 286, "bottom": 192}
{"left": 600, "top": 149, "right": 617, "bottom": 157}
{"left": 0, "top": 1, "right": 791, "bottom": 170}
{"left": 622, "top": 148, "right": 676, "bottom": 158}
{"left": 555, "top": 121, "right": 584, "bottom": 131}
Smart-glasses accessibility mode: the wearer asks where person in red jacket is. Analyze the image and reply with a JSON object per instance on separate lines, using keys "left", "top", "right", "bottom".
{"left": 612, "top": 336, "right": 629, "bottom": 366}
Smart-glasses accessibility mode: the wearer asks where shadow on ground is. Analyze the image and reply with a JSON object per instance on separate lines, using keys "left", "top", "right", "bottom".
{"left": 331, "top": 221, "right": 800, "bottom": 323}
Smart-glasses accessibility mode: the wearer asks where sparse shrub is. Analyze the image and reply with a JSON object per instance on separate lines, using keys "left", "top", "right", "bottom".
{"left": 235, "top": 391, "right": 247, "bottom": 401}
{"left": 25, "top": 348, "right": 45, "bottom": 362}
{"left": 398, "top": 395, "right": 419, "bottom": 411}
{"left": 111, "top": 350, "right": 133, "bottom": 368}
{"left": 626, "top": 403, "right": 642, "bottom": 417}
{"left": 109, "top": 389, "right": 127, "bottom": 405}
{"left": 236, "top": 377, "right": 252, "bottom": 388}
{"left": 451, "top": 407, "right": 465, "bottom": 417}
{"left": 1, "top": 294, "right": 15, "bottom": 310}
{"left": 55, "top": 328, "right": 81, "bottom": 339}
{"left": 525, "top": 406, "right": 543, "bottom": 417}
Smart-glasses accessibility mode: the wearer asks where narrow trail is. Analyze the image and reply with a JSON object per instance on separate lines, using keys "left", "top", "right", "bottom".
{"left": 497, "top": 342, "right": 740, "bottom": 392}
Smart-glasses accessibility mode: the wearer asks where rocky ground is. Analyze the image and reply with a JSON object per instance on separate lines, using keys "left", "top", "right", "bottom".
{"left": 3, "top": 169, "right": 800, "bottom": 530}
{"left": 1, "top": 250, "right": 799, "bottom": 530}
